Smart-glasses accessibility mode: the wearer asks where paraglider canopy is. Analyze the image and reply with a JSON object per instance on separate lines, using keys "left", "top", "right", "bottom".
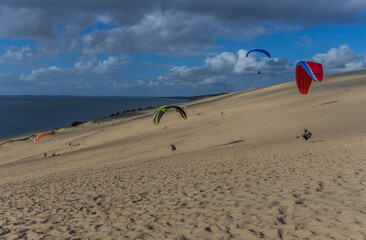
{"left": 296, "top": 61, "right": 323, "bottom": 95}
{"left": 33, "top": 132, "right": 57, "bottom": 143}
{"left": 153, "top": 105, "right": 187, "bottom": 125}
{"left": 246, "top": 49, "right": 271, "bottom": 58}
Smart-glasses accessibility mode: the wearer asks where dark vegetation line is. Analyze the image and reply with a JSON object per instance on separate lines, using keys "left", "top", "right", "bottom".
{"left": 1, "top": 93, "right": 226, "bottom": 145}
{"left": 71, "top": 93, "right": 228, "bottom": 127}
{"left": 156, "top": 92, "right": 228, "bottom": 101}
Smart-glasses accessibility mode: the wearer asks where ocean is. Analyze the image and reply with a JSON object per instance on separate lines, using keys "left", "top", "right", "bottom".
{"left": 0, "top": 96, "right": 188, "bottom": 140}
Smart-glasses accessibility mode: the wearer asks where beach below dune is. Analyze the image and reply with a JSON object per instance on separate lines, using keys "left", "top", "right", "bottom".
{"left": 1, "top": 70, "right": 366, "bottom": 239}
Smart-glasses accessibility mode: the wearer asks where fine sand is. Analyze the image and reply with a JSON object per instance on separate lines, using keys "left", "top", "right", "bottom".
{"left": 1, "top": 70, "right": 366, "bottom": 239}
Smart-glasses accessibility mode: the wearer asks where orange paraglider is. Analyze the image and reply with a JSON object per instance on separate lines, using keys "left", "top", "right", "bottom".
{"left": 33, "top": 132, "right": 57, "bottom": 143}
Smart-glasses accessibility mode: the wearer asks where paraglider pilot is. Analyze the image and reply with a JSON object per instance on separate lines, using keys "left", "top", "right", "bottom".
{"left": 297, "top": 129, "right": 312, "bottom": 141}
{"left": 170, "top": 144, "right": 176, "bottom": 152}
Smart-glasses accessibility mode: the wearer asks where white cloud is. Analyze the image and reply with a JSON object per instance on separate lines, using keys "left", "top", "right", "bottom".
{"left": 151, "top": 45, "right": 366, "bottom": 90}
{"left": 200, "top": 76, "right": 228, "bottom": 86}
{"left": 151, "top": 49, "right": 292, "bottom": 88}
{"left": 20, "top": 55, "right": 128, "bottom": 82}
{"left": 11, "top": 43, "right": 366, "bottom": 95}
{"left": 0, "top": 44, "right": 63, "bottom": 67}
{"left": 0, "top": 45, "right": 33, "bottom": 65}
{"left": 312, "top": 45, "right": 366, "bottom": 73}
{"left": 205, "top": 52, "right": 238, "bottom": 72}
{"left": 4, "top": 46, "right": 29, "bottom": 61}
{"left": 74, "top": 58, "right": 96, "bottom": 72}
{"left": 20, "top": 66, "right": 63, "bottom": 81}
{"left": 94, "top": 56, "right": 125, "bottom": 73}
{"left": 233, "top": 49, "right": 258, "bottom": 74}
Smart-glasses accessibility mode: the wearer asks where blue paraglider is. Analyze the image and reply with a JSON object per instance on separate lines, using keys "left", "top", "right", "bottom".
{"left": 246, "top": 49, "right": 271, "bottom": 58}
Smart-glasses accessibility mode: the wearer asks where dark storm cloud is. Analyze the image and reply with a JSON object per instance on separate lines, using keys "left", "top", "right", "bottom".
{"left": 1, "top": 0, "right": 365, "bottom": 56}
{"left": 80, "top": 11, "right": 221, "bottom": 55}
{"left": 174, "top": 0, "right": 366, "bottom": 25}
{"left": 0, "top": 0, "right": 163, "bottom": 39}
{"left": 3, "top": 0, "right": 366, "bottom": 34}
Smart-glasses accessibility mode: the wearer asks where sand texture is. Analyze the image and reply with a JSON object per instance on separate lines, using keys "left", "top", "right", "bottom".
{"left": 1, "top": 70, "right": 366, "bottom": 239}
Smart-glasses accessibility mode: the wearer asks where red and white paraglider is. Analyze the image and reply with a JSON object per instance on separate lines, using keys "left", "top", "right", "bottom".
{"left": 296, "top": 61, "right": 323, "bottom": 94}
{"left": 295, "top": 61, "right": 323, "bottom": 141}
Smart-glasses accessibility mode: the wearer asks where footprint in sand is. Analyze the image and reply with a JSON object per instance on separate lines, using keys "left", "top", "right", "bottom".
{"left": 278, "top": 206, "right": 287, "bottom": 215}
{"left": 316, "top": 181, "right": 324, "bottom": 192}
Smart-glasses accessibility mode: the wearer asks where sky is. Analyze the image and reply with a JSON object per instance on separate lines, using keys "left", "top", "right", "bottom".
{"left": 1, "top": 0, "right": 366, "bottom": 97}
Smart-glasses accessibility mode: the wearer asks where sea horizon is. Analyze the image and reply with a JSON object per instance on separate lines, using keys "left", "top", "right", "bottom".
{"left": 0, "top": 95, "right": 190, "bottom": 141}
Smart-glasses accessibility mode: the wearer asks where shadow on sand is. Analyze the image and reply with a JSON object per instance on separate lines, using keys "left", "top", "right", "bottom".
{"left": 320, "top": 101, "right": 339, "bottom": 106}
{"left": 210, "top": 140, "right": 244, "bottom": 148}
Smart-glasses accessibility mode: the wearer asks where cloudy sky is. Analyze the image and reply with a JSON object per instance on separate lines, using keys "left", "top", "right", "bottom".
{"left": 1, "top": 0, "right": 366, "bottom": 96}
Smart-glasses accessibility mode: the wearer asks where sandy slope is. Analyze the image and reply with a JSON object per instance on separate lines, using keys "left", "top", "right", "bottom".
{"left": 1, "top": 70, "right": 366, "bottom": 239}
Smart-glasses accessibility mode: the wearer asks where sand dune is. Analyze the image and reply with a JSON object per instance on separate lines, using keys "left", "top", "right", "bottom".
{"left": 1, "top": 70, "right": 366, "bottom": 239}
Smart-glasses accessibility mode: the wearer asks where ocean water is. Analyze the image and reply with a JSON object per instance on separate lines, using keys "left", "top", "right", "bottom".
{"left": 0, "top": 96, "right": 188, "bottom": 140}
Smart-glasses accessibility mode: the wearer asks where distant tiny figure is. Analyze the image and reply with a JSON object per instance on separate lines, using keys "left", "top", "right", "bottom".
{"left": 297, "top": 129, "right": 312, "bottom": 141}
{"left": 258, "top": 70, "right": 261, "bottom": 74}
{"left": 44, "top": 153, "right": 47, "bottom": 157}
{"left": 52, "top": 153, "right": 56, "bottom": 157}
{"left": 69, "top": 142, "right": 71, "bottom": 146}
{"left": 170, "top": 144, "right": 176, "bottom": 152}
{"left": 221, "top": 112, "right": 224, "bottom": 115}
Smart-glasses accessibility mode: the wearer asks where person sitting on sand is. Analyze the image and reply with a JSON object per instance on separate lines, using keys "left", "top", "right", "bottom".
{"left": 44, "top": 153, "right": 47, "bottom": 157}
{"left": 170, "top": 144, "right": 176, "bottom": 152}
{"left": 297, "top": 129, "right": 312, "bottom": 141}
